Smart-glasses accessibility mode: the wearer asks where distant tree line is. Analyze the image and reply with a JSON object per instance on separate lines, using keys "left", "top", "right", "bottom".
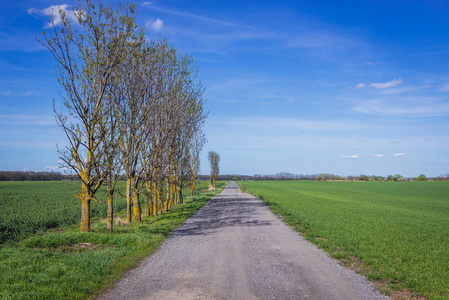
{"left": 0, "top": 171, "right": 78, "bottom": 181}
{"left": 210, "top": 173, "right": 448, "bottom": 181}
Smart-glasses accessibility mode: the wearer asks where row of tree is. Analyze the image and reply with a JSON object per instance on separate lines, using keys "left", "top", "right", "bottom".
{"left": 0, "top": 171, "right": 78, "bottom": 181}
{"left": 234, "top": 173, "right": 445, "bottom": 181}
{"left": 40, "top": 0, "right": 207, "bottom": 232}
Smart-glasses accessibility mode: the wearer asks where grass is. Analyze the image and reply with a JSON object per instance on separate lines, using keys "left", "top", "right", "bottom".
{"left": 0, "top": 180, "right": 227, "bottom": 300}
{"left": 238, "top": 180, "right": 449, "bottom": 300}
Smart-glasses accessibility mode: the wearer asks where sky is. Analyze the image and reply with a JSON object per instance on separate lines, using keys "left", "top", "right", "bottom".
{"left": 1, "top": 0, "right": 449, "bottom": 177}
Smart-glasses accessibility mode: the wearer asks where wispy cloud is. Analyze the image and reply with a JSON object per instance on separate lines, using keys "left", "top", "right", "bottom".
{"left": 143, "top": 3, "right": 238, "bottom": 27}
{"left": 352, "top": 97, "right": 449, "bottom": 117}
{"left": 371, "top": 154, "right": 384, "bottom": 158}
{"left": 286, "top": 30, "right": 358, "bottom": 50}
{"left": 440, "top": 83, "right": 449, "bottom": 92}
{"left": 28, "top": 4, "right": 80, "bottom": 27}
{"left": 211, "top": 117, "right": 368, "bottom": 132}
{"left": 340, "top": 155, "right": 359, "bottom": 159}
{"left": 0, "top": 114, "right": 55, "bottom": 125}
{"left": 370, "top": 79, "right": 403, "bottom": 89}
{"left": 355, "top": 79, "right": 403, "bottom": 89}
{"left": 44, "top": 165, "right": 60, "bottom": 172}
{"left": 394, "top": 153, "right": 406, "bottom": 157}
{"left": 146, "top": 18, "right": 163, "bottom": 31}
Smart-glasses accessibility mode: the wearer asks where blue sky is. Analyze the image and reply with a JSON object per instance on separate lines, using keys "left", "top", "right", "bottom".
{"left": 1, "top": 0, "right": 449, "bottom": 177}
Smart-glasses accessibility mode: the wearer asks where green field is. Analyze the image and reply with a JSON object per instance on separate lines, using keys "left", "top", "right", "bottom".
{"left": 238, "top": 180, "right": 449, "bottom": 299}
{"left": 0, "top": 181, "right": 128, "bottom": 243}
{"left": 0, "top": 180, "right": 226, "bottom": 299}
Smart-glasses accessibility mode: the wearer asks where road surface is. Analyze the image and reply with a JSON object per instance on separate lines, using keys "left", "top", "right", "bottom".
{"left": 99, "top": 182, "right": 387, "bottom": 300}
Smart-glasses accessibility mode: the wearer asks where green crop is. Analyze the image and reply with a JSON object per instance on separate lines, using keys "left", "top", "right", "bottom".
{"left": 0, "top": 181, "right": 127, "bottom": 243}
{"left": 239, "top": 180, "right": 449, "bottom": 300}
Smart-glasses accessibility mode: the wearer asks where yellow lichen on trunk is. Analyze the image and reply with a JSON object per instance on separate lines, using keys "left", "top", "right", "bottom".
{"left": 107, "top": 185, "right": 114, "bottom": 232}
{"left": 132, "top": 182, "right": 141, "bottom": 222}
{"left": 80, "top": 196, "right": 90, "bottom": 233}
{"left": 126, "top": 178, "right": 132, "bottom": 223}
{"left": 152, "top": 181, "right": 159, "bottom": 216}
{"left": 80, "top": 178, "right": 90, "bottom": 233}
{"left": 190, "top": 181, "right": 195, "bottom": 197}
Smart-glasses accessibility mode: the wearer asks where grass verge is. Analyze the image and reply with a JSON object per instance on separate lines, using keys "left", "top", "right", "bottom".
{"left": 238, "top": 180, "right": 449, "bottom": 300}
{"left": 0, "top": 181, "right": 227, "bottom": 300}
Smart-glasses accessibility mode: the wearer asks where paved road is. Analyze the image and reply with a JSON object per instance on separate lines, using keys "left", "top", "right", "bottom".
{"left": 99, "top": 182, "right": 387, "bottom": 300}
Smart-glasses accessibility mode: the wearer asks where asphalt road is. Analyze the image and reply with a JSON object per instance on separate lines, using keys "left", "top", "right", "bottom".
{"left": 98, "top": 181, "right": 387, "bottom": 300}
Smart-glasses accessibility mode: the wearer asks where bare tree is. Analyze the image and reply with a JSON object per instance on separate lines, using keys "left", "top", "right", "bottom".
{"left": 208, "top": 151, "right": 220, "bottom": 190}
{"left": 189, "top": 132, "right": 206, "bottom": 197}
{"left": 39, "top": 0, "right": 140, "bottom": 232}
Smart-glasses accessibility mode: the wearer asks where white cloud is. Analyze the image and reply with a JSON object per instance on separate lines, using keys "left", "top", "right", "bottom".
{"left": 45, "top": 165, "right": 70, "bottom": 172}
{"left": 366, "top": 61, "right": 374, "bottom": 65}
{"left": 355, "top": 83, "right": 366, "bottom": 88}
{"left": 0, "top": 90, "right": 11, "bottom": 96}
{"left": 369, "top": 79, "right": 402, "bottom": 89}
{"left": 340, "top": 155, "right": 359, "bottom": 159}
{"left": 44, "top": 165, "right": 60, "bottom": 172}
{"left": 259, "top": 102, "right": 270, "bottom": 106}
{"left": 28, "top": 4, "right": 80, "bottom": 27}
{"left": 142, "top": 1, "right": 151, "bottom": 6}
{"left": 146, "top": 18, "right": 163, "bottom": 31}
{"left": 393, "top": 153, "right": 406, "bottom": 157}
{"left": 372, "top": 154, "right": 384, "bottom": 158}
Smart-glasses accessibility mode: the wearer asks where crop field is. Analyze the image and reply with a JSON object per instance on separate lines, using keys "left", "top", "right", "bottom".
{"left": 0, "top": 181, "right": 128, "bottom": 243}
{"left": 238, "top": 180, "right": 449, "bottom": 299}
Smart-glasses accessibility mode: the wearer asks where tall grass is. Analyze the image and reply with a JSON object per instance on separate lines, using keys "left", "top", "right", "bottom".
{"left": 0, "top": 181, "right": 226, "bottom": 300}
{"left": 239, "top": 180, "right": 449, "bottom": 300}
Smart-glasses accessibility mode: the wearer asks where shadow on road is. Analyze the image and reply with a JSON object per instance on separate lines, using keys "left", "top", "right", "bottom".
{"left": 174, "top": 194, "right": 272, "bottom": 237}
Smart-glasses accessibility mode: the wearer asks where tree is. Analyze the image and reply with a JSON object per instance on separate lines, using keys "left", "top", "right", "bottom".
{"left": 414, "top": 174, "right": 428, "bottom": 181}
{"left": 39, "top": 0, "right": 140, "bottom": 232}
{"left": 208, "top": 151, "right": 220, "bottom": 189}
{"left": 114, "top": 39, "right": 151, "bottom": 223}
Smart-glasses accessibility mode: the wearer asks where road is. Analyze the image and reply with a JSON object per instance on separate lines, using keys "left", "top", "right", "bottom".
{"left": 98, "top": 182, "right": 387, "bottom": 300}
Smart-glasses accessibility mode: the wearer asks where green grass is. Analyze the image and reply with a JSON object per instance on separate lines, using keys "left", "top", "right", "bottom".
{"left": 0, "top": 180, "right": 226, "bottom": 300}
{"left": 238, "top": 180, "right": 449, "bottom": 300}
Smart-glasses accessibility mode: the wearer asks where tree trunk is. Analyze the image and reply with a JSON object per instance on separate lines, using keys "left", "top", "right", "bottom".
{"left": 165, "top": 178, "right": 170, "bottom": 212}
{"left": 132, "top": 179, "right": 141, "bottom": 222}
{"left": 190, "top": 181, "right": 195, "bottom": 197}
{"left": 152, "top": 180, "right": 159, "bottom": 216}
{"left": 80, "top": 181, "right": 91, "bottom": 232}
{"left": 107, "top": 189, "right": 114, "bottom": 232}
{"left": 126, "top": 178, "right": 132, "bottom": 223}
{"left": 145, "top": 181, "right": 152, "bottom": 217}
{"left": 178, "top": 188, "right": 183, "bottom": 205}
